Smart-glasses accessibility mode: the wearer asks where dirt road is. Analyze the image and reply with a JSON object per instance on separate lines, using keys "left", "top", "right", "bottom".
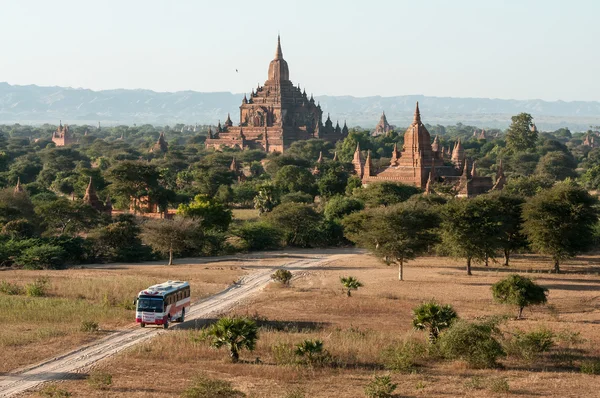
{"left": 0, "top": 252, "right": 352, "bottom": 397}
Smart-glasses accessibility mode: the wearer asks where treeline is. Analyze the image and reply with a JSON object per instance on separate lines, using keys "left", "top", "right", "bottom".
{"left": 0, "top": 113, "right": 599, "bottom": 269}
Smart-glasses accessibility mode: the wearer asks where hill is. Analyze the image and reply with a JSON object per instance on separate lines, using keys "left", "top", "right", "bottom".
{"left": 1, "top": 82, "right": 599, "bottom": 130}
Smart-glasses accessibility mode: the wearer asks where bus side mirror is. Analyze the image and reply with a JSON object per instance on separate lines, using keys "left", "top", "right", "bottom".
{"left": 133, "top": 299, "right": 136, "bottom": 306}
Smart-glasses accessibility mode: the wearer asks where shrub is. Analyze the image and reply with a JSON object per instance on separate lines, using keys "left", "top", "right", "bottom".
{"left": 0, "top": 280, "right": 23, "bottom": 295}
{"left": 294, "top": 339, "right": 331, "bottom": 367}
{"left": 412, "top": 301, "right": 458, "bottom": 343}
{"left": 491, "top": 274, "right": 548, "bottom": 319}
{"left": 280, "top": 191, "right": 314, "bottom": 204}
{"left": 87, "top": 371, "right": 112, "bottom": 390}
{"left": 438, "top": 319, "right": 505, "bottom": 368}
{"left": 489, "top": 377, "right": 510, "bottom": 393}
{"left": 25, "top": 277, "right": 49, "bottom": 297}
{"left": 340, "top": 276, "right": 363, "bottom": 297}
{"left": 282, "top": 387, "right": 306, "bottom": 398}
{"left": 38, "top": 384, "right": 72, "bottom": 397}
{"left": 204, "top": 317, "right": 259, "bottom": 362}
{"left": 1, "top": 218, "right": 36, "bottom": 239}
{"left": 80, "top": 320, "right": 99, "bottom": 333}
{"left": 181, "top": 375, "right": 246, "bottom": 398}
{"left": 364, "top": 375, "right": 397, "bottom": 398}
{"left": 271, "top": 269, "right": 293, "bottom": 286}
{"left": 381, "top": 339, "right": 428, "bottom": 372}
{"left": 271, "top": 342, "right": 297, "bottom": 366}
{"left": 581, "top": 359, "right": 600, "bottom": 375}
{"left": 233, "top": 221, "right": 282, "bottom": 251}
{"left": 17, "top": 244, "right": 66, "bottom": 270}
{"left": 504, "top": 327, "right": 554, "bottom": 360}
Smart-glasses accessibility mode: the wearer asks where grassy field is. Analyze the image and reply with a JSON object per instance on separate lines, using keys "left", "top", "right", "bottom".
{"left": 25, "top": 252, "right": 600, "bottom": 397}
{"left": 232, "top": 208, "right": 260, "bottom": 222}
{"left": 0, "top": 259, "right": 246, "bottom": 373}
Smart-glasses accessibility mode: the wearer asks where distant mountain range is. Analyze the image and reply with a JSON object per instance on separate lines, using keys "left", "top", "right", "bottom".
{"left": 1, "top": 82, "right": 599, "bottom": 131}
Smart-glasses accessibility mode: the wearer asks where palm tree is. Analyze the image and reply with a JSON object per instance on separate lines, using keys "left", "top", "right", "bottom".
{"left": 205, "top": 317, "right": 259, "bottom": 362}
{"left": 294, "top": 339, "right": 324, "bottom": 365}
{"left": 340, "top": 276, "right": 363, "bottom": 297}
{"left": 412, "top": 301, "right": 458, "bottom": 343}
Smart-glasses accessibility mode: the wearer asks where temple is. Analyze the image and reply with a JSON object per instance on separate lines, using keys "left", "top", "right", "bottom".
{"left": 52, "top": 121, "right": 74, "bottom": 147}
{"left": 353, "top": 102, "right": 503, "bottom": 197}
{"left": 82, "top": 177, "right": 112, "bottom": 214}
{"left": 205, "top": 36, "right": 347, "bottom": 153}
{"left": 150, "top": 132, "right": 169, "bottom": 153}
{"left": 372, "top": 111, "right": 394, "bottom": 136}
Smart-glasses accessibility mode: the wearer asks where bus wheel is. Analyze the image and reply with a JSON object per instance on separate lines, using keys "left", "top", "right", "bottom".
{"left": 179, "top": 309, "right": 185, "bottom": 323}
{"left": 140, "top": 323, "right": 145, "bottom": 328}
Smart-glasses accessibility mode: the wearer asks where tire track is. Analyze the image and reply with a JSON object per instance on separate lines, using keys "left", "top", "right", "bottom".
{"left": 0, "top": 253, "right": 347, "bottom": 397}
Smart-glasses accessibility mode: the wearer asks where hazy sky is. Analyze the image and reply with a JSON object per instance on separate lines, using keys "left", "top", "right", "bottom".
{"left": 1, "top": 0, "right": 598, "bottom": 101}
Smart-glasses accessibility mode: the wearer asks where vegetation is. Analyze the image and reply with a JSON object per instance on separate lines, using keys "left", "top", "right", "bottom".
{"left": 271, "top": 269, "right": 293, "bottom": 286}
{"left": 438, "top": 319, "right": 505, "bottom": 368}
{"left": 87, "top": 370, "right": 112, "bottom": 390}
{"left": 181, "top": 375, "right": 246, "bottom": 398}
{"left": 364, "top": 375, "right": 397, "bottom": 398}
{"left": 140, "top": 218, "right": 202, "bottom": 265}
{"left": 204, "top": 317, "right": 259, "bottom": 363}
{"left": 340, "top": 276, "right": 363, "bottom": 297}
{"left": 491, "top": 274, "right": 548, "bottom": 319}
{"left": 412, "top": 301, "right": 458, "bottom": 343}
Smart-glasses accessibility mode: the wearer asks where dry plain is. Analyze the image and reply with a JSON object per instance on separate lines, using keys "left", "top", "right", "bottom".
{"left": 11, "top": 251, "right": 600, "bottom": 397}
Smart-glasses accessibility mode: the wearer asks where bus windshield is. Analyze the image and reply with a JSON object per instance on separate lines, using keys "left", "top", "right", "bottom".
{"left": 137, "top": 297, "right": 164, "bottom": 312}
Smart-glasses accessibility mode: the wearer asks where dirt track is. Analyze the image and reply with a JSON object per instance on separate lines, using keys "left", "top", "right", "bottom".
{"left": 0, "top": 252, "right": 352, "bottom": 397}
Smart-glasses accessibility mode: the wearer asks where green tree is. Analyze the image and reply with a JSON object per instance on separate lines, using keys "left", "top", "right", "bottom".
{"left": 340, "top": 276, "right": 363, "bottom": 297}
{"left": 491, "top": 274, "right": 548, "bottom": 319}
{"left": 253, "top": 184, "right": 279, "bottom": 215}
{"left": 177, "top": 194, "right": 232, "bottom": 231}
{"left": 487, "top": 192, "right": 527, "bottom": 266}
{"left": 274, "top": 165, "right": 316, "bottom": 195}
{"left": 107, "top": 161, "right": 164, "bottom": 212}
{"left": 353, "top": 182, "right": 421, "bottom": 207}
{"left": 140, "top": 217, "right": 202, "bottom": 265}
{"left": 505, "top": 113, "right": 537, "bottom": 152}
{"left": 343, "top": 203, "right": 439, "bottom": 281}
{"left": 35, "top": 198, "right": 103, "bottom": 235}
{"left": 265, "top": 203, "right": 322, "bottom": 248}
{"left": 204, "top": 317, "right": 259, "bottom": 363}
{"left": 535, "top": 151, "right": 577, "bottom": 181}
{"left": 503, "top": 175, "right": 554, "bottom": 197}
{"left": 412, "top": 301, "right": 458, "bottom": 343}
{"left": 0, "top": 188, "right": 36, "bottom": 225}
{"left": 440, "top": 197, "right": 502, "bottom": 275}
{"left": 271, "top": 269, "right": 293, "bottom": 285}
{"left": 324, "top": 195, "right": 364, "bottom": 221}
{"left": 522, "top": 182, "right": 599, "bottom": 273}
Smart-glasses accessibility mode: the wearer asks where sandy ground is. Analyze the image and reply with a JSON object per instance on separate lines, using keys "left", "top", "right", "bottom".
{"left": 0, "top": 249, "right": 356, "bottom": 397}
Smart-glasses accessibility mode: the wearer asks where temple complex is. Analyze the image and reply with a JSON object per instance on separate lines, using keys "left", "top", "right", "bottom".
{"left": 150, "top": 132, "right": 169, "bottom": 153}
{"left": 205, "top": 36, "right": 347, "bottom": 153}
{"left": 372, "top": 111, "right": 394, "bottom": 136}
{"left": 52, "top": 121, "right": 74, "bottom": 146}
{"left": 353, "top": 102, "right": 503, "bottom": 197}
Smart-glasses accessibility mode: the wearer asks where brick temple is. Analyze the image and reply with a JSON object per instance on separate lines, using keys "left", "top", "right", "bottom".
{"left": 353, "top": 102, "right": 504, "bottom": 197}
{"left": 205, "top": 36, "right": 347, "bottom": 153}
{"left": 52, "top": 121, "right": 75, "bottom": 147}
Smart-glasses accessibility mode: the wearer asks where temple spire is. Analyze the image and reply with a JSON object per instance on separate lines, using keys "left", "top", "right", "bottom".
{"left": 332, "top": 151, "right": 338, "bottom": 161}
{"left": 14, "top": 177, "right": 24, "bottom": 193}
{"left": 413, "top": 101, "right": 421, "bottom": 124}
{"left": 316, "top": 151, "right": 323, "bottom": 163}
{"left": 275, "top": 34, "right": 283, "bottom": 60}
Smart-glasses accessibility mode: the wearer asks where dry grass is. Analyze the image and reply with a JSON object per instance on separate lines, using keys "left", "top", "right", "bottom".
{"left": 21, "top": 252, "right": 600, "bottom": 397}
{"left": 232, "top": 208, "right": 260, "bottom": 222}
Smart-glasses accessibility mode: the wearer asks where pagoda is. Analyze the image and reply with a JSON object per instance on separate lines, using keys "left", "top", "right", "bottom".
{"left": 52, "top": 121, "right": 74, "bottom": 147}
{"left": 373, "top": 111, "right": 394, "bottom": 136}
{"left": 205, "top": 36, "right": 346, "bottom": 153}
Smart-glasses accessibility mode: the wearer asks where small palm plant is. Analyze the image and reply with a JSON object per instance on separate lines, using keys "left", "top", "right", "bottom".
{"left": 294, "top": 339, "right": 328, "bottom": 366}
{"left": 412, "top": 301, "right": 458, "bottom": 343}
{"left": 204, "top": 317, "right": 259, "bottom": 362}
{"left": 340, "top": 276, "right": 363, "bottom": 297}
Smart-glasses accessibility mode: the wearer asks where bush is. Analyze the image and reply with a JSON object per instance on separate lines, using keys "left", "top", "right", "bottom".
{"left": 87, "top": 371, "right": 112, "bottom": 390}
{"left": 38, "top": 384, "right": 72, "bottom": 397}
{"left": 271, "top": 269, "right": 293, "bottom": 285}
{"left": 280, "top": 191, "right": 314, "bottom": 204}
{"left": 25, "top": 278, "right": 49, "bottom": 297}
{"left": 1, "top": 218, "right": 36, "bottom": 239}
{"left": 271, "top": 342, "right": 297, "bottom": 366}
{"left": 438, "top": 319, "right": 505, "bottom": 368}
{"left": 0, "top": 280, "right": 23, "bottom": 295}
{"left": 491, "top": 274, "right": 548, "bottom": 319}
{"left": 181, "top": 375, "right": 246, "bottom": 398}
{"left": 233, "top": 221, "right": 282, "bottom": 251}
{"left": 381, "top": 339, "right": 428, "bottom": 372}
{"left": 364, "top": 375, "right": 397, "bottom": 398}
{"left": 504, "top": 327, "right": 554, "bottom": 360}
{"left": 17, "top": 244, "right": 66, "bottom": 270}
{"left": 80, "top": 320, "right": 99, "bottom": 333}
{"left": 323, "top": 195, "right": 364, "bottom": 221}
{"left": 581, "top": 359, "right": 600, "bottom": 375}
{"left": 294, "top": 339, "right": 331, "bottom": 367}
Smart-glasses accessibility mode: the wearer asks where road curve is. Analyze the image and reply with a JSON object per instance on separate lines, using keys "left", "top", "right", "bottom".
{"left": 0, "top": 253, "right": 349, "bottom": 397}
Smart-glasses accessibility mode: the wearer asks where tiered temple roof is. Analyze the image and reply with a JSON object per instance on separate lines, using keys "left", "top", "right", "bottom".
{"left": 205, "top": 36, "right": 347, "bottom": 153}
{"left": 373, "top": 111, "right": 393, "bottom": 136}
{"left": 52, "top": 121, "right": 74, "bottom": 147}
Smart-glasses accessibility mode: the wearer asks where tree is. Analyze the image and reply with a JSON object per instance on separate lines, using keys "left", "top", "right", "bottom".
{"left": 505, "top": 113, "right": 537, "bottom": 152}
{"left": 491, "top": 274, "right": 548, "bottom": 319}
{"left": 412, "top": 301, "right": 458, "bottom": 343}
{"left": 1, "top": 219, "right": 36, "bottom": 239}
{"left": 343, "top": 203, "right": 439, "bottom": 281}
{"left": 440, "top": 197, "right": 502, "bottom": 275}
{"left": 140, "top": 217, "right": 201, "bottom": 265}
{"left": 274, "top": 165, "right": 316, "bottom": 195}
{"left": 107, "top": 161, "right": 165, "bottom": 212}
{"left": 340, "top": 276, "right": 363, "bottom": 297}
{"left": 204, "top": 317, "right": 258, "bottom": 363}
{"left": 35, "top": 198, "right": 103, "bottom": 235}
{"left": 89, "top": 215, "right": 150, "bottom": 262}
{"left": 253, "top": 184, "right": 278, "bottom": 215}
{"left": 503, "top": 175, "right": 554, "bottom": 198}
{"left": 294, "top": 339, "right": 327, "bottom": 366}
{"left": 0, "top": 188, "right": 36, "bottom": 225}
{"left": 352, "top": 182, "right": 421, "bottom": 207}
{"left": 487, "top": 192, "right": 527, "bottom": 266}
{"left": 535, "top": 151, "right": 577, "bottom": 181}
{"left": 522, "top": 181, "right": 599, "bottom": 273}
{"left": 271, "top": 269, "right": 293, "bottom": 286}
{"left": 265, "top": 203, "right": 322, "bottom": 248}
{"left": 324, "top": 195, "right": 364, "bottom": 221}
{"left": 177, "top": 194, "right": 232, "bottom": 231}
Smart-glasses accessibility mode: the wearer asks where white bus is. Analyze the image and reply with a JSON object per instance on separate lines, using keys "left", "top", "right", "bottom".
{"left": 135, "top": 281, "right": 191, "bottom": 329}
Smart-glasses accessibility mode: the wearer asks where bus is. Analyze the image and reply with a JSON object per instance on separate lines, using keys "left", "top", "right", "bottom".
{"left": 135, "top": 281, "right": 191, "bottom": 329}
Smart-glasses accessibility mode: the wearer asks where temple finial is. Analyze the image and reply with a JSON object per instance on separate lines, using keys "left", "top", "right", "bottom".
{"left": 413, "top": 101, "right": 421, "bottom": 124}
{"left": 275, "top": 34, "right": 283, "bottom": 60}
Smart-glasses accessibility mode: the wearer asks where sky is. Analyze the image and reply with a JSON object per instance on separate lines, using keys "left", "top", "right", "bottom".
{"left": 0, "top": 0, "right": 598, "bottom": 102}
